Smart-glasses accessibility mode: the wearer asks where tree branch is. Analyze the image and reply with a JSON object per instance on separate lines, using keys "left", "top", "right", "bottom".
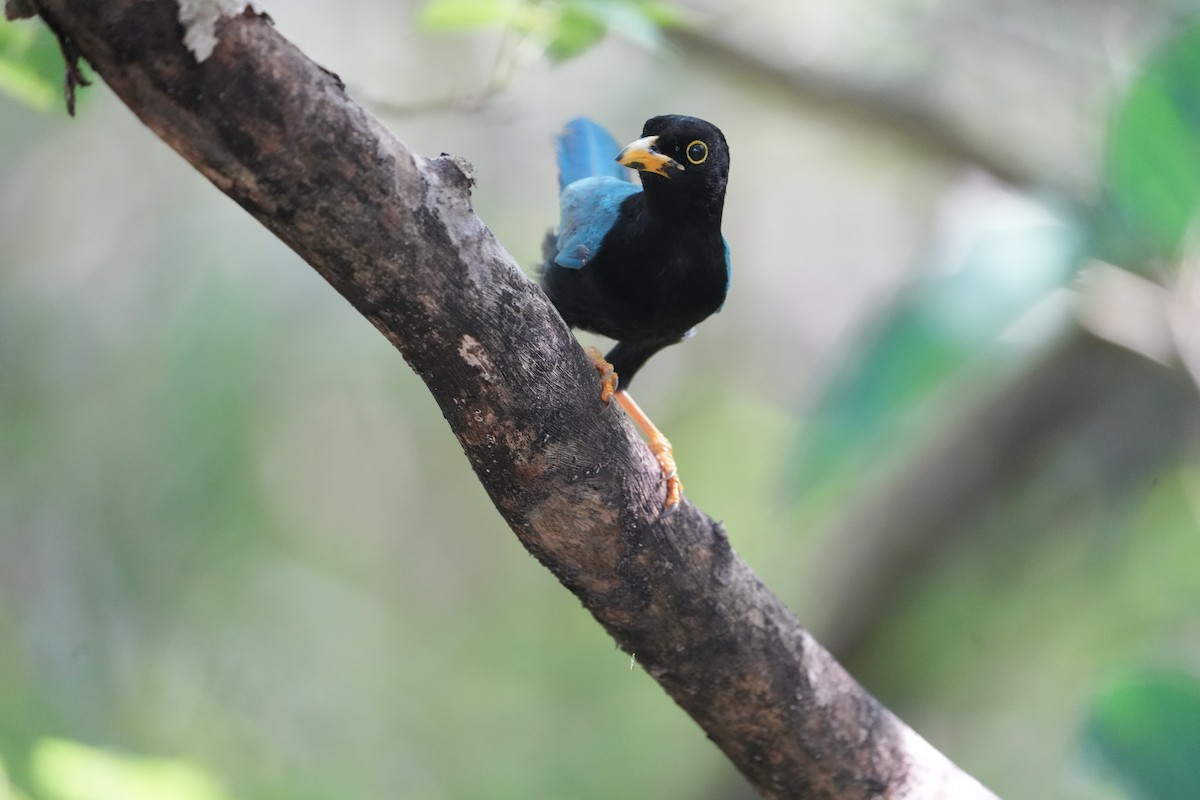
{"left": 19, "top": 2, "right": 998, "bottom": 797}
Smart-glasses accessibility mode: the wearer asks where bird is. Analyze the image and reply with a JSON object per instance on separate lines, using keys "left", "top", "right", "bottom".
{"left": 541, "top": 115, "right": 731, "bottom": 512}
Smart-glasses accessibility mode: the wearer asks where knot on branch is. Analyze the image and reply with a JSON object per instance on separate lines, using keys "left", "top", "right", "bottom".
{"left": 431, "top": 153, "right": 478, "bottom": 191}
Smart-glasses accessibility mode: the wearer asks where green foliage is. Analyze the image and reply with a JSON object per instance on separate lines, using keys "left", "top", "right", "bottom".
{"left": 418, "top": 0, "right": 682, "bottom": 62}
{"left": 0, "top": 22, "right": 64, "bottom": 112}
{"left": 0, "top": 753, "right": 32, "bottom": 800}
{"left": 1082, "top": 671, "right": 1200, "bottom": 800}
{"left": 1104, "top": 21, "right": 1200, "bottom": 265}
{"left": 0, "top": 739, "right": 229, "bottom": 800}
{"left": 849, "top": 469, "right": 1200, "bottom": 799}
{"left": 790, "top": 220, "right": 1081, "bottom": 492}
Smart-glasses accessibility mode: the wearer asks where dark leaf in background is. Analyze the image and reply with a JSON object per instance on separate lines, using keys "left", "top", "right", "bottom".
{"left": 790, "top": 219, "right": 1081, "bottom": 494}
{"left": 1104, "top": 21, "right": 1200, "bottom": 266}
{"left": 1082, "top": 670, "right": 1200, "bottom": 800}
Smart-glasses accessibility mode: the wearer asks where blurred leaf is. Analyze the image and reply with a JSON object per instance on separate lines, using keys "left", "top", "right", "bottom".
{"left": 32, "top": 739, "right": 229, "bottom": 800}
{"left": 630, "top": 0, "right": 684, "bottom": 27}
{"left": 1082, "top": 670, "right": 1200, "bottom": 800}
{"left": 0, "top": 23, "right": 63, "bottom": 112}
{"left": 1104, "top": 22, "right": 1200, "bottom": 265}
{"left": 791, "top": 221, "right": 1081, "bottom": 492}
{"left": 574, "top": 0, "right": 683, "bottom": 51}
{"left": 418, "top": 0, "right": 525, "bottom": 30}
{"left": 0, "top": 753, "right": 32, "bottom": 800}
{"left": 417, "top": 0, "right": 680, "bottom": 62}
{"left": 545, "top": 4, "right": 607, "bottom": 62}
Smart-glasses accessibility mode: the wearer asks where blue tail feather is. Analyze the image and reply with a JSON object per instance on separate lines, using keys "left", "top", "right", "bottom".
{"left": 557, "top": 117, "right": 631, "bottom": 191}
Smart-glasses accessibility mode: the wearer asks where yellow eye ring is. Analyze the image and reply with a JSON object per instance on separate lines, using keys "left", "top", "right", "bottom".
{"left": 685, "top": 140, "right": 708, "bottom": 165}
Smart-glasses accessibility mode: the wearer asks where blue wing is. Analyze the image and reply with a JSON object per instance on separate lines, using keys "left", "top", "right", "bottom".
{"left": 553, "top": 118, "right": 640, "bottom": 270}
{"left": 557, "top": 117, "right": 632, "bottom": 190}
{"left": 554, "top": 177, "right": 640, "bottom": 269}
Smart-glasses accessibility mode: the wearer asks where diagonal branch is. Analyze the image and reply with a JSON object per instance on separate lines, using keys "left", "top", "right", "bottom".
{"left": 17, "top": 1, "right": 999, "bottom": 797}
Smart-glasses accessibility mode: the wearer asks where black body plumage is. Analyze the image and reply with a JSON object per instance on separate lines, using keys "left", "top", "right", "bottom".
{"left": 541, "top": 115, "right": 731, "bottom": 390}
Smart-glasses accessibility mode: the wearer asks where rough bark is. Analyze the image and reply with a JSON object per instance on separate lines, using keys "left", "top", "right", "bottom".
{"left": 14, "top": 2, "right": 999, "bottom": 797}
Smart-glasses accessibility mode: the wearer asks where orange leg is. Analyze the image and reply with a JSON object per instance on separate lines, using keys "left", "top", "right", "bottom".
{"left": 615, "top": 389, "right": 682, "bottom": 513}
{"left": 584, "top": 346, "right": 617, "bottom": 404}
{"left": 582, "top": 347, "right": 681, "bottom": 512}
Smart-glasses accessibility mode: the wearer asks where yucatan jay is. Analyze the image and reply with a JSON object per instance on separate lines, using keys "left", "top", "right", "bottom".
{"left": 541, "top": 115, "right": 731, "bottom": 511}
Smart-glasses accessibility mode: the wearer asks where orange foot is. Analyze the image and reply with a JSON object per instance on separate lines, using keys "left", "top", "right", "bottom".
{"left": 583, "top": 346, "right": 618, "bottom": 404}
{"left": 615, "top": 390, "right": 683, "bottom": 514}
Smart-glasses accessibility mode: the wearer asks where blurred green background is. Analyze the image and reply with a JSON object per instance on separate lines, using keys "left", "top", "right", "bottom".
{"left": 2, "top": 1, "right": 1200, "bottom": 798}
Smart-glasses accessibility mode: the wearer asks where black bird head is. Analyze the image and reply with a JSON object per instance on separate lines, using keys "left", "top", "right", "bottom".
{"left": 616, "top": 114, "right": 729, "bottom": 218}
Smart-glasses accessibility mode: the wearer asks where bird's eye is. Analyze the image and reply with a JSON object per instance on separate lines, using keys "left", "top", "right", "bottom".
{"left": 686, "top": 140, "right": 708, "bottom": 165}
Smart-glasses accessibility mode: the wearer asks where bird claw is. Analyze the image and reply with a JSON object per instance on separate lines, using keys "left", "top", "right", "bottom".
{"left": 613, "top": 390, "right": 684, "bottom": 514}
{"left": 658, "top": 496, "right": 681, "bottom": 520}
{"left": 583, "top": 346, "right": 618, "bottom": 404}
{"left": 647, "top": 432, "right": 683, "bottom": 514}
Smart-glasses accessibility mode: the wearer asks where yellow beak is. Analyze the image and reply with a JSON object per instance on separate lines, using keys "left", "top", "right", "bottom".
{"left": 616, "top": 135, "right": 682, "bottom": 178}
